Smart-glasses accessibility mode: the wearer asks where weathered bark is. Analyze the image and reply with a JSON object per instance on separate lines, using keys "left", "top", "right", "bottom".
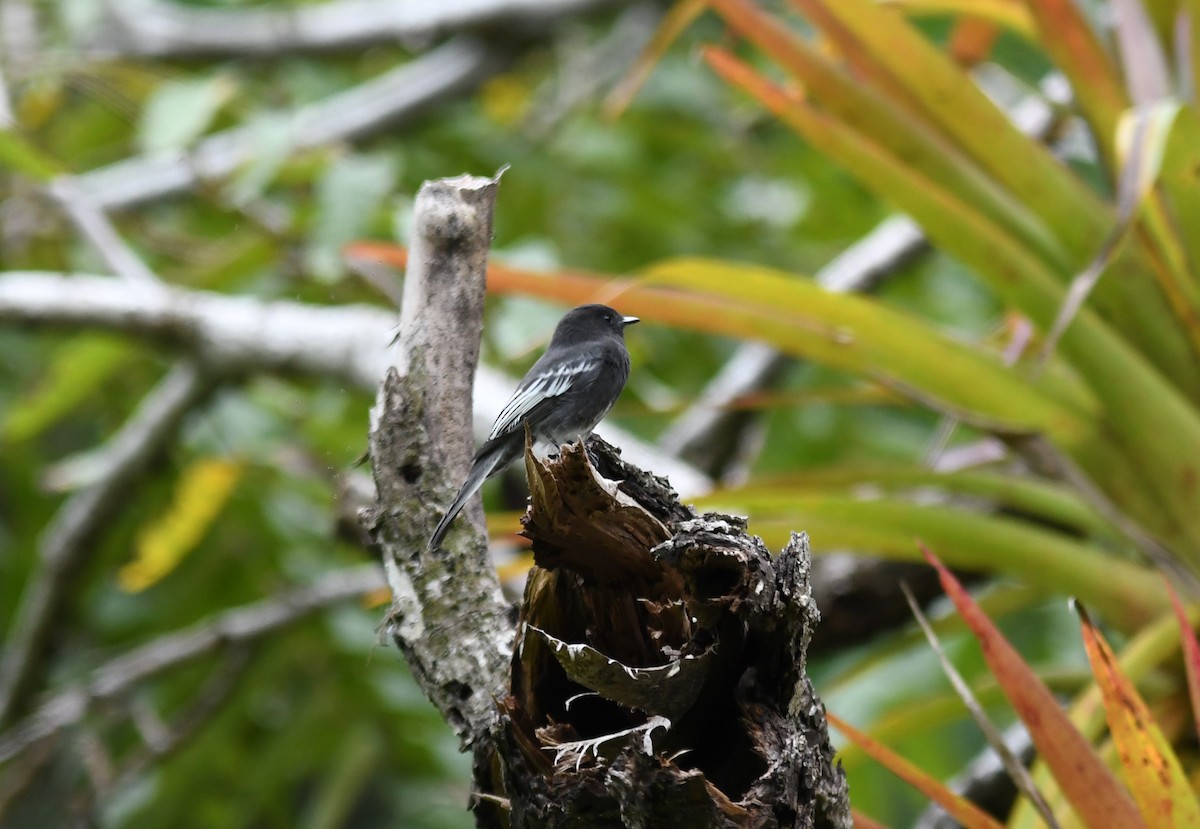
{"left": 471, "top": 439, "right": 850, "bottom": 828}
{"left": 363, "top": 173, "right": 849, "bottom": 827}
{"left": 363, "top": 173, "right": 513, "bottom": 744}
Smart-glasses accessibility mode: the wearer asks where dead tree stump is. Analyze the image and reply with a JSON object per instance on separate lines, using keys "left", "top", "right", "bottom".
{"left": 472, "top": 437, "right": 850, "bottom": 829}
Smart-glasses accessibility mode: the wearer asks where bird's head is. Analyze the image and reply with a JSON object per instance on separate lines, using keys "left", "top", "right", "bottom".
{"left": 554, "top": 303, "right": 639, "bottom": 342}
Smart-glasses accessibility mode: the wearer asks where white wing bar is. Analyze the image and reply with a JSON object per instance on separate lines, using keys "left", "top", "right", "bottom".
{"left": 488, "top": 359, "right": 595, "bottom": 440}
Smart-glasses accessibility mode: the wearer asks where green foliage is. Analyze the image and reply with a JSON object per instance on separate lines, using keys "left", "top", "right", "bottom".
{"left": 137, "top": 73, "right": 238, "bottom": 155}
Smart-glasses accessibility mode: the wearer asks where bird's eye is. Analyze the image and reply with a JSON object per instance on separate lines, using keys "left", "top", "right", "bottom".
{"left": 604, "top": 315, "right": 611, "bottom": 322}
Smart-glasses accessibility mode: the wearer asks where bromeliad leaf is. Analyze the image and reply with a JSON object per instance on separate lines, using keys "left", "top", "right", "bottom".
{"left": 1076, "top": 601, "right": 1200, "bottom": 827}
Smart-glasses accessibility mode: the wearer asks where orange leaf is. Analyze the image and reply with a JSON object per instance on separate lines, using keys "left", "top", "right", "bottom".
{"left": 344, "top": 240, "right": 408, "bottom": 269}
{"left": 948, "top": 17, "right": 1000, "bottom": 66}
{"left": 851, "top": 807, "right": 894, "bottom": 829}
{"left": 921, "top": 544, "right": 1147, "bottom": 829}
{"left": 1078, "top": 602, "right": 1200, "bottom": 827}
{"left": 362, "top": 586, "right": 392, "bottom": 608}
{"left": 1166, "top": 580, "right": 1200, "bottom": 748}
{"left": 1017, "top": 0, "right": 1127, "bottom": 169}
{"left": 828, "top": 711, "right": 1007, "bottom": 829}
{"left": 347, "top": 241, "right": 827, "bottom": 349}
{"left": 602, "top": 0, "right": 706, "bottom": 119}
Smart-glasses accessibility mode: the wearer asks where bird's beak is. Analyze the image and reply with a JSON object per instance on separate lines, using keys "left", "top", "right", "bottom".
{"left": 622, "top": 316, "right": 640, "bottom": 326}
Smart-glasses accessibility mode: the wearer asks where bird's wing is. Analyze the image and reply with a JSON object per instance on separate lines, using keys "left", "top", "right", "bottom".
{"left": 488, "top": 357, "right": 598, "bottom": 441}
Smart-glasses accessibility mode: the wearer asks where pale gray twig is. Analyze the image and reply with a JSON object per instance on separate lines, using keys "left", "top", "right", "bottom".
{"left": 913, "top": 723, "right": 1035, "bottom": 829}
{"left": 0, "top": 0, "right": 37, "bottom": 81}
{"left": 45, "top": 177, "right": 162, "bottom": 290}
{"left": 73, "top": 37, "right": 507, "bottom": 211}
{"left": 0, "top": 63, "right": 14, "bottom": 128}
{"left": 0, "top": 363, "right": 217, "bottom": 726}
{"left": 0, "top": 566, "right": 384, "bottom": 763}
{"left": 99, "top": 650, "right": 247, "bottom": 803}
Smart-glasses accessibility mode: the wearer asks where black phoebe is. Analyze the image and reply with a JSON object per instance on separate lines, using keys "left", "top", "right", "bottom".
{"left": 429, "top": 303, "right": 639, "bottom": 548}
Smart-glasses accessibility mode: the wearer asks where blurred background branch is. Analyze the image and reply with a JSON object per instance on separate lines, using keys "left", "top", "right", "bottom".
{"left": 0, "top": 362, "right": 218, "bottom": 727}
{"left": 0, "top": 565, "right": 384, "bottom": 763}
{"left": 74, "top": 37, "right": 510, "bottom": 212}
{"left": 86, "top": 0, "right": 626, "bottom": 58}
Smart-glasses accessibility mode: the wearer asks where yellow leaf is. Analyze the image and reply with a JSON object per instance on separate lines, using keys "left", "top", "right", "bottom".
{"left": 118, "top": 458, "right": 244, "bottom": 592}
{"left": 3, "top": 335, "right": 132, "bottom": 443}
{"left": 361, "top": 587, "right": 392, "bottom": 609}
{"left": 480, "top": 74, "right": 532, "bottom": 126}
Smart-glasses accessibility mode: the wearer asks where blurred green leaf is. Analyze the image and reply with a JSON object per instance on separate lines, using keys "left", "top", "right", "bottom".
{"left": 0, "top": 129, "right": 60, "bottom": 180}
{"left": 749, "top": 495, "right": 1164, "bottom": 630}
{"left": 642, "top": 256, "right": 1094, "bottom": 441}
{"left": 137, "top": 73, "right": 238, "bottom": 154}
{"left": 225, "top": 112, "right": 296, "bottom": 206}
{"left": 703, "top": 463, "right": 1117, "bottom": 540}
{"left": 3, "top": 334, "right": 132, "bottom": 443}
{"left": 308, "top": 152, "right": 396, "bottom": 282}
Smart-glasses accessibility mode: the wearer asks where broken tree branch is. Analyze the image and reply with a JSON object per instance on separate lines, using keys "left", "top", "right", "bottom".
{"left": 362, "top": 174, "right": 513, "bottom": 745}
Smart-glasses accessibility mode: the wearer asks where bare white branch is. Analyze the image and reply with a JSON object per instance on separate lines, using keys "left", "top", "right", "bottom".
{"left": 0, "top": 271, "right": 395, "bottom": 387}
{"left": 0, "top": 63, "right": 14, "bottom": 129}
{"left": 86, "top": 0, "right": 624, "bottom": 58}
{"left": 72, "top": 37, "right": 506, "bottom": 212}
{"left": 45, "top": 178, "right": 163, "bottom": 290}
{"left": 0, "top": 271, "right": 708, "bottom": 493}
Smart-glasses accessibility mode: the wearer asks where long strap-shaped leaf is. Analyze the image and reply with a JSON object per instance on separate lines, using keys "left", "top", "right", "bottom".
{"left": 746, "top": 499, "right": 1164, "bottom": 630}
{"left": 922, "top": 544, "right": 1147, "bottom": 829}
{"left": 1012, "top": 603, "right": 1200, "bottom": 828}
{"left": 780, "top": 0, "right": 1108, "bottom": 265}
{"left": 1076, "top": 602, "right": 1200, "bottom": 828}
{"left": 901, "top": 583, "right": 1061, "bottom": 829}
{"left": 1018, "top": 0, "right": 1128, "bottom": 169}
{"left": 1166, "top": 582, "right": 1200, "bottom": 749}
{"left": 827, "top": 711, "right": 1008, "bottom": 829}
{"left": 707, "top": 0, "right": 1073, "bottom": 277}
{"left": 702, "top": 5, "right": 1200, "bottom": 402}
{"left": 701, "top": 48, "right": 1200, "bottom": 559}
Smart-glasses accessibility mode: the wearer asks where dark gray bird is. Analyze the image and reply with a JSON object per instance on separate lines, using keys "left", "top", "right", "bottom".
{"left": 429, "top": 303, "right": 638, "bottom": 549}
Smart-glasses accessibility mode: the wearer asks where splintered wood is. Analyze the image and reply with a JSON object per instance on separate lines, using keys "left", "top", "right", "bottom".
{"left": 473, "top": 436, "right": 850, "bottom": 829}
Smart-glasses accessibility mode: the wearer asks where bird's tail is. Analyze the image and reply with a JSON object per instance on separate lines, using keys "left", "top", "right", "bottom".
{"left": 428, "top": 440, "right": 513, "bottom": 549}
